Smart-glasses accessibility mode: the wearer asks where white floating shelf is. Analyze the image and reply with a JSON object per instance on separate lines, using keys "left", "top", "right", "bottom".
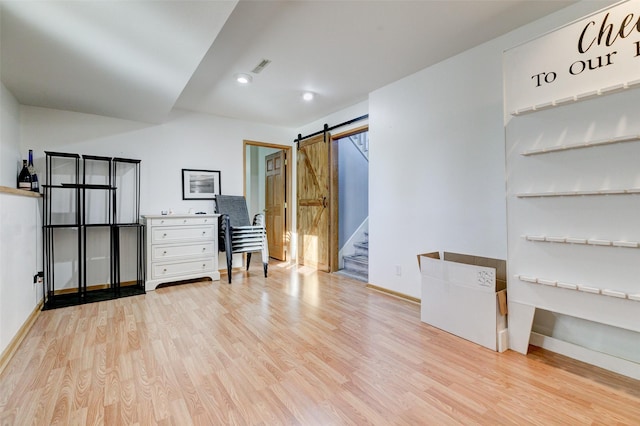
{"left": 515, "top": 274, "right": 537, "bottom": 283}
{"left": 578, "top": 285, "right": 601, "bottom": 294}
{"left": 587, "top": 239, "right": 611, "bottom": 246}
{"left": 545, "top": 236, "right": 566, "bottom": 243}
{"left": 517, "top": 188, "right": 640, "bottom": 198}
{"left": 602, "top": 289, "right": 627, "bottom": 299}
{"left": 515, "top": 275, "right": 639, "bottom": 302}
{"left": 522, "top": 134, "right": 640, "bottom": 156}
{"left": 613, "top": 241, "right": 639, "bottom": 248}
{"left": 523, "top": 235, "right": 639, "bottom": 249}
{"left": 600, "top": 83, "right": 626, "bottom": 95}
{"left": 511, "top": 79, "right": 640, "bottom": 116}
{"left": 565, "top": 237, "right": 587, "bottom": 245}
{"left": 576, "top": 89, "right": 599, "bottom": 101}
{"left": 538, "top": 279, "right": 557, "bottom": 287}
{"left": 557, "top": 282, "right": 578, "bottom": 290}
{"left": 554, "top": 96, "right": 574, "bottom": 106}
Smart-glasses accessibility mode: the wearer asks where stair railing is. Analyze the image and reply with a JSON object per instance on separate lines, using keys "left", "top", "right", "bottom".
{"left": 348, "top": 133, "right": 369, "bottom": 161}
{"left": 338, "top": 217, "right": 369, "bottom": 269}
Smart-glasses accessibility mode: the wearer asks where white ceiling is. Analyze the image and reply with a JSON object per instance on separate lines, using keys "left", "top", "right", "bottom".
{"left": 1, "top": 0, "right": 577, "bottom": 127}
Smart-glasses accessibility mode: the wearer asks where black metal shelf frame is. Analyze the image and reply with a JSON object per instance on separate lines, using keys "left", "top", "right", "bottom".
{"left": 42, "top": 152, "right": 144, "bottom": 309}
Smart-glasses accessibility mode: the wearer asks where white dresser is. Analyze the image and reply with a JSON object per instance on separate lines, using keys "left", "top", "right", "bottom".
{"left": 143, "top": 214, "right": 220, "bottom": 290}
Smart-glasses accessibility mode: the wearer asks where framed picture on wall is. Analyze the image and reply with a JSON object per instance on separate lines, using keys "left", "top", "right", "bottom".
{"left": 182, "top": 169, "right": 221, "bottom": 200}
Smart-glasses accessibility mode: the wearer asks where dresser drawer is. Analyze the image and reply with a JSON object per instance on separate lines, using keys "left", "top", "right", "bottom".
{"left": 151, "top": 259, "right": 215, "bottom": 279}
{"left": 151, "top": 226, "right": 214, "bottom": 244}
{"left": 150, "top": 217, "right": 215, "bottom": 226}
{"left": 151, "top": 242, "right": 215, "bottom": 262}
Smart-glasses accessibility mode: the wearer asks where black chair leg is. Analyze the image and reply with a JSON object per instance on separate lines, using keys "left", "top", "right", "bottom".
{"left": 223, "top": 215, "right": 233, "bottom": 284}
{"left": 263, "top": 262, "right": 268, "bottom": 277}
{"left": 246, "top": 253, "right": 252, "bottom": 271}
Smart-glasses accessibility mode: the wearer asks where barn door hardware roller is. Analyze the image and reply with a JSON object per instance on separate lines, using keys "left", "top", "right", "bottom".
{"left": 294, "top": 114, "right": 368, "bottom": 150}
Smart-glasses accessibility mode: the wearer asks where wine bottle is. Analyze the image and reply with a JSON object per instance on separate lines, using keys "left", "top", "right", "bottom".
{"left": 27, "top": 149, "right": 39, "bottom": 192}
{"left": 18, "top": 159, "right": 32, "bottom": 190}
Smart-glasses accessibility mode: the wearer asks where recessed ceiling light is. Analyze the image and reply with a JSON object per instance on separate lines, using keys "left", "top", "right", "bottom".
{"left": 302, "top": 92, "right": 314, "bottom": 101}
{"left": 235, "top": 73, "right": 252, "bottom": 84}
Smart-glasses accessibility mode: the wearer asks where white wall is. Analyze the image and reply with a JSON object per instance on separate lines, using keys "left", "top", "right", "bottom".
{"left": 0, "top": 193, "right": 41, "bottom": 356}
{"left": 1, "top": 82, "right": 21, "bottom": 187}
{"left": 21, "top": 106, "right": 293, "bottom": 216}
{"left": 366, "top": 1, "right": 614, "bottom": 299}
{"left": 0, "top": 83, "right": 44, "bottom": 357}
{"left": 296, "top": 100, "right": 369, "bottom": 138}
{"left": 246, "top": 145, "right": 260, "bottom": 217}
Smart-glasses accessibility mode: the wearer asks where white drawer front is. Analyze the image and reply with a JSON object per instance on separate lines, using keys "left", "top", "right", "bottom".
{"left": 151, "top": 226, "right": 214, "bottom": 244}
{"left": 151, "top": 242, "right": 214, "bottom": 262}
{"left": 152, "top": 259, "right": 215, "bottom": 279}
{"left": 150, "top": 217, "right": 215, "bottom": 226}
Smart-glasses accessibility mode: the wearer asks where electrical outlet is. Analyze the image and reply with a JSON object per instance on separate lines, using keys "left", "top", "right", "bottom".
{"left": 34, "top": 271, "right": 44, "bottom": 284}
{"left": 395, "top": 265, "right": 402, "bottom": 276}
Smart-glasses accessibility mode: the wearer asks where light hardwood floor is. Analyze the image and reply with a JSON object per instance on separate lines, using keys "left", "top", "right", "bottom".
{"left": 1, "top": 262, "right": 639, "bottom": 425}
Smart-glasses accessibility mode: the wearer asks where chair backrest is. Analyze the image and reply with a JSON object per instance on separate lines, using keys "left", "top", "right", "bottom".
{"left": 215, "top": 195, "right": 251, "bottom": 227}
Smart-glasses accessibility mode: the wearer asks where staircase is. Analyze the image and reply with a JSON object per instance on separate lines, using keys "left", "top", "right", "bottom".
{"left": 341, "top": 232, "right": 368, "bottom": 282}
{"left": 339, "top": 130, "right": 368, "bottom": 282}
{"left": 348, "top": 132, "right": 369, "bottom": 160}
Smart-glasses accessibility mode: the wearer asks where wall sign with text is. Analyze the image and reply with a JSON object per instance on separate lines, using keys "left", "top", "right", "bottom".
{"left": 504, "top": 0, "right": 640, "bottom": 115}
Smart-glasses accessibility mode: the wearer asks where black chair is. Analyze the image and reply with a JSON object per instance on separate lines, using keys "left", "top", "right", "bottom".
{"left": 215, "top": 195, "right": 269, "bottom": 283}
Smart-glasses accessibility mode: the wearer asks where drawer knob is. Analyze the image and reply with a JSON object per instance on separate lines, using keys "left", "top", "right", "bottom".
{"left": 163, "top": 233, "right": 167, "bottom": 237}
{"left": 204, "top": 219, "right": 208, "bottom": 223}
{"left": 183, "top": 219, "right": 187, "bottom": 223}
{"left": 163, "top": 250, "right": 167, "bottom": 255}
{"left": 202, "top": 231, "right": 206, "bottom": 235}
{"left": 202, "top": 247, "right": 206, "bottom": 252}
{"left": 161, "top": 220, "right": 164, "bottom": 224}
{"left": 163, "top": 268, "right": 167, "bottom": 273}
{"left": 202, "top": 264, "right": 206, "bottom": 268}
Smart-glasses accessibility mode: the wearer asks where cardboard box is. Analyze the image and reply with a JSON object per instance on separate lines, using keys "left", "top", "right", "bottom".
{"left": 418, "top": 251, "right": 508, "bottom": 352}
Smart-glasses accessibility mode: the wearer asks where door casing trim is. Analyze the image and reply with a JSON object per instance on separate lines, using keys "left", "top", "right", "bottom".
{"left": 243, "top": 139, "right": 292, "bottom": 262}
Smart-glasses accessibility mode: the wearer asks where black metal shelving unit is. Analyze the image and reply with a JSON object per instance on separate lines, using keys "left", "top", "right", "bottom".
{"left": 42, "top": 152, "right": 144, "bottom": 309}
{"left": 111, "top": 157, "right": 144, "bottom": 299}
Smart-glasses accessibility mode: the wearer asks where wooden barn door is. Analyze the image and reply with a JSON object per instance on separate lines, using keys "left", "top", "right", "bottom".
{"left": 297, "top": 133, "right": 336, "bottom": 271}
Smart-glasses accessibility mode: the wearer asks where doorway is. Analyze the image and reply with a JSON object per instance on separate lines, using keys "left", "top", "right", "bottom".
{"left": 295, "top": 125, "right": 369, "bottom": 276}
{"left": 334, "top": 127, "right": 369, "bottom": 281}
{"left": 244, "top": 140, "right": 292, "bottom": 261}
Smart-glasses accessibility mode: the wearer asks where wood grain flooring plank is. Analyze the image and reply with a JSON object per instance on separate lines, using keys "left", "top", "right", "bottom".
{"left": 231, "top": 343, "right": 281, "bottom": 391}
{"left": 270, "top": 380, "right": 331, "bottom": 425}
{"left": 398, "top": 390, "right": 466, "bottom": 425}
{"left": 50, "top": 363, "right": 75, "bottom": 425}
{"left": 149, "top": 373, "right": 171, "bottom": 422}
{"left": 200, "top": 372, "right": 238, "bottom": 420}
{"left": 39, "top": 366, "right": 65, "bottom": 425}
{"left": 252, "top": 387, "right": 300, "bottom": 426}
{"left": 215, "top": 368, "right": 255, "bottom": 423}
{"left": 339, "top": 378, "right": 401, "bottom": 421}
